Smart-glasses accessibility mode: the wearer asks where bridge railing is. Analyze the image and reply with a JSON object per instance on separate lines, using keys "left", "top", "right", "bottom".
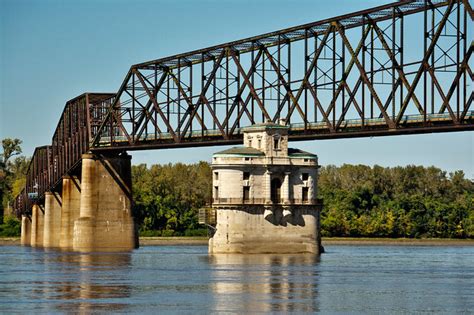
{"left": 94, "top": 111, "right": 474, "bottom": 148}
{"left": 212, "top": 198, "right": 321, "bottom": 206}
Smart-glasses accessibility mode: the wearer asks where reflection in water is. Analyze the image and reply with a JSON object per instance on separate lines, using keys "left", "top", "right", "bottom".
{"left": 39, "top": 250, "right": 132, "bottom": 313}
{"left": 208, "top": 254, "right": 320, "bottom": 313}
{"left": 2, "top": 245, "right": 473, "bottom": 313}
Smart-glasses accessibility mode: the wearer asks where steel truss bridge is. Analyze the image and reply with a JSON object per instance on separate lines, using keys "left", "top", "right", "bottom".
{"left": 14, "top": 0, "right": 474, "bottom": 214}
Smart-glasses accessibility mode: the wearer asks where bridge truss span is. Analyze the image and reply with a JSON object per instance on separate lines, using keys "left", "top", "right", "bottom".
{"left": 13, "top": 0, "right": 474, "bottom": 216}
{"left": 92, "top": 0, "right": 473, "bottom": 151}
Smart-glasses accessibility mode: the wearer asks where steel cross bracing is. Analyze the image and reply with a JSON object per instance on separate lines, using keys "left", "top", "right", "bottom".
{"left": 13, "top": 0, "right": 474, "bottom": 215}
{"left": 91, "top": 0, "right": 473, "bottom": 151}
{"left": 14, "top": 93, "right": 116, "bottom": 215}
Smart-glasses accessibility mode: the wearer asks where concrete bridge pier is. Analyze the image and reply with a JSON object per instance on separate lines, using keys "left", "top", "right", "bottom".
{"left": 20, "top": 215, "right": 31, "bottom": 246}
{"left": 30, "top": 204, "right": 44, "bottom": 247}
{"left": 43, "top": 192, "right": 62, "bottom": 248}
{"left": 59, "top": 175, "right": 81, "bottom": 249}
{"left": 73, "top": 152, "right": 138, "bottom": 252}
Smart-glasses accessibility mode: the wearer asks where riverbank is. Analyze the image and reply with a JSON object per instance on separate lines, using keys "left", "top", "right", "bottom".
{"left": 2, "top": 236, "right": 474, "bottom": 246}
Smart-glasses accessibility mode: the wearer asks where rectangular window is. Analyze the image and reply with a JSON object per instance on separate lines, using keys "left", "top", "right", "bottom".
{"left": 302, "top": 173, "right": 309, "bottom": 181}
{"left": 243, "top": 172, "right": 250, "bottom": 180}
{"left": 258, "top": 139, "right": 261, "bottom": 148}
{"left": 214, "top": 172, "right": 219, "bottom": 180}
{"left": 302, "top": 187, "right": 309, "bottom": 202}
{"left": 214, "top": 186, "right": 219, "bottom": 199}
{"left": 274, "top": 138, "right": 280, "bottom": 150}
{"left": 243, "top": 186, "right": 250, "bottom": 201}
{"left": 244, "top": 157, "right": 251, "bottom": 161}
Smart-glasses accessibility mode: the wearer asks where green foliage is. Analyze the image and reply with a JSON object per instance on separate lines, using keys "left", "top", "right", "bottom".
{"left": 133, "top": 162, "right": 472, "bottom": 239}
{"left": 319, "top": 164, "right": 474, "bottom": 238}
{"left": 0, "top": 216, "right": 21, "bottom": 237}
{"left": 133, "top": 161, "right": 211, "bottom": 236}
{"left": 1, "top": 138, "right": 30, "bottom": 222}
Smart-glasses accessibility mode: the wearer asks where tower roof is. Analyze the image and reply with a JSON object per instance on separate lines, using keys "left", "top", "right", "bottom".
{"left": 213, "top": 146, "right": 265, "bottom": 157}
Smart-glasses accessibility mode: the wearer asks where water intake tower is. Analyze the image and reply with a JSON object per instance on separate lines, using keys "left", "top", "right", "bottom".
{"left": 208, "top": 122, "right": 323, "bottom": 254}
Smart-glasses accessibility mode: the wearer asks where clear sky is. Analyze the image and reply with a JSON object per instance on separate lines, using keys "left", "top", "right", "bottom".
{"left": 1, "top": 0, "right": 473, "bottom": 177}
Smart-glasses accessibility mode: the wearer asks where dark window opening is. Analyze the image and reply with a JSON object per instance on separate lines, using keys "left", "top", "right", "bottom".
{"left": 271, "top": 178, "right": 282, "bottom": 203}
{"left": 245, "top": 157, "right": 251, "bottom": 161}
{"left": 214, "top": 172, "right": 219, "bottom": 180}
{"left": 243, "top": 172, "right": 250, "bottom": 180}
{"left": 302, "top": 187, "right": 309, "bottom": 201}
{"left": 214, "top": 186, "right": 219, "bottom": 199}
{"left": 302, "top": 173, "right": 309, "bottom": 181}
{"left": 274, "top": 137, "right": 280, "bottom": 150}
{"left": 243, "top": 186, "right": 250, "bottom": 200}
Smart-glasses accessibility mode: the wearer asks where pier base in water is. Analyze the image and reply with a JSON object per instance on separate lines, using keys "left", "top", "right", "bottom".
{"left": 209, "top": 206, "right": 322, "bottom": 254}
{"left": 72, "top": 153, "right": 138, "bottom": 252}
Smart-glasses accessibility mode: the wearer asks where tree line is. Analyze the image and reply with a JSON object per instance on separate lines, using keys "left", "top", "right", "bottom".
{"left": 318, "top": 164, "right": 473, "bottom": 238}
{"left": 1, "top": 137, "right": 473, "bottom": 238}
{"left": 131, "top": 162, "right": 473, "bottom": 238}
{"left": 0, "top": 139, "right": 29, "bottom": 236}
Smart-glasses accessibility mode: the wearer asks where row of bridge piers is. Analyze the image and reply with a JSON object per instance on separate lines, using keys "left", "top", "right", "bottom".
{"left": 20, "top": 153, "right": 138, "bottom": 252}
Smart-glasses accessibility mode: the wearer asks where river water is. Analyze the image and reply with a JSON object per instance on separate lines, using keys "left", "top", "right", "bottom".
{"left": 0, "top": 244, "right": 473, "bottom": 313}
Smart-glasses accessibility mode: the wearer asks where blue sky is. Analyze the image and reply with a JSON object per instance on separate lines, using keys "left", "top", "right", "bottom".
{"left": 1, "top": 0, "right": 473, "bottom": 177}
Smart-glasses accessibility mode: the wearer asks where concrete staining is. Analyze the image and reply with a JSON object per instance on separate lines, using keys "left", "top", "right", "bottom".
{"left": 59, "top": 176, "right": 81, "bottom": 249}
{"left": 209, "top": 122, "right": 323, "bottom": 254}
{"left": 21, "top": 153, "right": 138, "bottom": 252}
{"left": 73, "top": 153, "right": 137, "bottom": 252}
{"left": 20, "top": 216, "right": 31, "bottom": 246}
{"left": 43, "top": 192, "right": 62, "bottom": 248}
{"left": 30, "top": 204, "right": 44, "bottom": 247}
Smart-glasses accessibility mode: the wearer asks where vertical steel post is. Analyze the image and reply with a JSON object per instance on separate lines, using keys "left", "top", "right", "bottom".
{"left": 392, "top": 8, "right": 396, "bottom": 120}
{"left": 456, "top": 0, "right": 460, "bottom": 121}
{"left": 226, "top": 49, "right": 229, "bottom": 135}
{"left": 278, "top": 36, "right": 281, "bottom": 120}
{"left": 362, "top": 19, "right": 366, "bottom": 127}
{"left": 333, "top": 28, "right": 336, "bottom": 127}
{"left": 201, "top": 53, "right": 205, "bottom": 137}
{"left": 370, "top": 25, "right": 374, "bottom": 119}
{"left": 178, "top": 58, "right": 181, "bottom": 139}
{"left": 423, "top": 1, "right": 428, "bottom": 121}
{"left": 304, "top": 29, "right": 308, "bottom": 130}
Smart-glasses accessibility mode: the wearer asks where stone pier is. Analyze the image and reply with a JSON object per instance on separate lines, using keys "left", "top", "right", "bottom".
{"left": 73, "top": 153, "right": 138, "bottom": 252}
{"left": 30, "top": 204, "right": 44, "bottom": 247}
{"left": 20, "top": 215, "right": 31, "bottom": 246}
{"left": 210, "top": 207, "right": 321, "bottom": 254}
{"left": 59, "top": 176, "right": 81, "bottom": 249}
{"left": 43, "top": 192, "right": 62, "bottom": 248}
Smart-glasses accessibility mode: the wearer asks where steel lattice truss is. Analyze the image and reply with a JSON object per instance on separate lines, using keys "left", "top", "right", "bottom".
{"left": 92, "top": 0, "right": 473, "bottom": 151}
{"left": 13, "top": 0, "right": 474, "bottom": 215}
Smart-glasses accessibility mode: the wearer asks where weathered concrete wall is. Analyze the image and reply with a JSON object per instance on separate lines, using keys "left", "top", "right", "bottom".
{"left": 60, "top": 176, "right": 81, "bottom": 249}
{"left": 43, "top": 192, "right": 62, "bottom": 248}
{"left": 73, "top": 153, "right": 138, "bottom": 252}
{"left": 30, "top": 204, "right": 44, "bottom": 247}
{"left": 20, "top": 215, "right": 31, "bottom": 246}
{"left": 209, "top": 206, "right": 321, "bottom": 254}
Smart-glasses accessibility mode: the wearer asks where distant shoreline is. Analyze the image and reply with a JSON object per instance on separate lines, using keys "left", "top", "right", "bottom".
{"left": 2, "top": 237, "right": 473, "bottom": 247}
